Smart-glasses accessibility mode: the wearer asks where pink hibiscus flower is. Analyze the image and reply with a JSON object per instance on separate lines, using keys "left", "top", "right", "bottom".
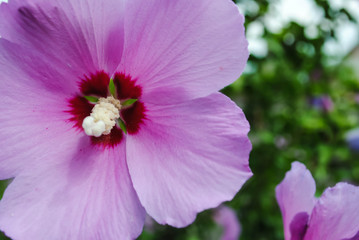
{"left": 0, "top": 0, "right": 252, "bottom": 239}
{"left": 276, "top": 162, "right": 359, "bottom": 240}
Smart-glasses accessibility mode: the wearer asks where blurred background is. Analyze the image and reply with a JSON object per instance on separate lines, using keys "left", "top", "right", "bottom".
{"left": 1, "top": 0, "right": 359, "bottom": 239}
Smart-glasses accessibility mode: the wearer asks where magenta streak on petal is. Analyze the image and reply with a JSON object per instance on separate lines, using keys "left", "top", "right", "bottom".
{"left": 90, "top": 127, "right": 124, "bottom": 149}
{"left": 113, "top": 73, "right": 146, "bottom": 134}
{"left": 121, "top": 101, "right": 147, "bottom": 135}
{"left": 290, "top": 212, "right": 309, "bottom": 240}
{"left": 67, "top": 96, "right": 94, "bottom": 130}
{"left": 17, "top": 7, "right": 51, "bottom": 34}
{"left": 113, "top": 72, "right": 142, "bottom": 100}
{"left": 80, "top": 71, "right": 110, "bottom": 97}
{"left": 11, "top": 3, "right": 97, "bottom": 77}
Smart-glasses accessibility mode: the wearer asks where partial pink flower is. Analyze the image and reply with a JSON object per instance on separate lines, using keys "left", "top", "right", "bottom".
{"left": 213, "top": 205, "right": 241, "bottom": 240}
{"left": 276, "top": 162, "right": 359, "bottom": 240}
{"left": 0, "top": 0, "right": 251, "bottom": 239}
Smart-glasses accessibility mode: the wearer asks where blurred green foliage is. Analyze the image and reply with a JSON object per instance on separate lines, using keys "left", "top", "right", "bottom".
{"left": 229, "top": 1, "right": 359, "bottom": 238}
{"left": 1, "top": 0, "right": 359, "bottom": 240}
{"left": 240, "top": 1, "right": 358, "bottom": 239}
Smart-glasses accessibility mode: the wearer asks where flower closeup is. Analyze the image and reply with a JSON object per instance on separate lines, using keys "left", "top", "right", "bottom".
{"left": 276, "top": 162, "right": 359, "bottom": 240}
{"left": 0, "top": 0, "right": 252, "bottom": 239}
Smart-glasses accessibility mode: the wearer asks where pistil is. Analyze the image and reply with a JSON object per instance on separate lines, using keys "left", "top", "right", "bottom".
{"left": 82, "top": 96, "right": 121, "bottom": 137}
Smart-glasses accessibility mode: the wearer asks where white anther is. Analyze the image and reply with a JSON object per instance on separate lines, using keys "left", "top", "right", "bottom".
{"left": 82, "top": 116, "right": 106, "bottom": 137}
{"left": 82, "top": 97, "right": 121, "bottom": 137}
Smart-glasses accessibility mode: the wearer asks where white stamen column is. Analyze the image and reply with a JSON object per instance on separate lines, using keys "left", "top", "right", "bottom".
{"left": 82, "top": 96, "right": 122, "bottom": 137}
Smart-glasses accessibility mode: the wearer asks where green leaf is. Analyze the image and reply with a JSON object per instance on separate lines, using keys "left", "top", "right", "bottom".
{"left": 109, "top": 78, "right": 116, "bottom": 96}
{"left": 0, "top": 180, "right": 9, "bottom": 199}
{"left": 122, "top": 99, "right": 138, "bottom": 106}
{"left": 118, "top": 118, "right": 127, "bottom": 134}
{"left": 84, "top": 96, "right": 98, "bottom": 103}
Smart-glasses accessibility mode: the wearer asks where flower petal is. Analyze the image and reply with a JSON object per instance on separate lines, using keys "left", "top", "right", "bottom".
{"left": 0, "top": 115, "right": 79, "bottom": 180}
{"left": 119, "top": 0, "right": 248, "bottom": 104}
{"left": 0, "top": 38, "right": 78, "bottom": 95}
{"left": 275, "top": 162, "right": 316, "bottom": 240}
{"left": 304, "top": 183, "right": 359, "bottom": 240}
{"left": 0, "top": 0, "right": 125, "bottom": 74}
{"left": 126, "top": 93, "right": 252, "bottom": 227}
{"left": 0, "top": 139, "right": 145, "bottom": 240}
{"left": 0, "top": 0, "right": 125, "bottom": 178}
{"left": 0, "top": 39, "right": 81, "bottom": 179}
{"left": 342, "top": 231, "right": 359, "bottom": 240}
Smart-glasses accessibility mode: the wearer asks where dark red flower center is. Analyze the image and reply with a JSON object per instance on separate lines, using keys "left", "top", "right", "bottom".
{"left": 67, "top": 71, "right": 146, "bottom": 148}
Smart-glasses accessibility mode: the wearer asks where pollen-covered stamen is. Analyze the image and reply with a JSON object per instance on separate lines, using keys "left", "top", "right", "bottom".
{"left": 82, "top": 96, "right": 121, "bottom": 137}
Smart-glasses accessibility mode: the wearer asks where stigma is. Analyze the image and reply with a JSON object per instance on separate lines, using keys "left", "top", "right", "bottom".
{"left": 82, "top": 96, "right": 121, "bottom": 137}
